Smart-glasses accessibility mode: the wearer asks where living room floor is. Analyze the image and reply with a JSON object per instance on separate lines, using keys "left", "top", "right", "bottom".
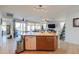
{"left": 0, "top": 36, "right": 79, "bottom": 54}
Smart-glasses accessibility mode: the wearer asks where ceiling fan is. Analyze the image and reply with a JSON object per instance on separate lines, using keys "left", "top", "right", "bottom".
{"left": 33, "top": 5, "right": 46, "bottom": 12}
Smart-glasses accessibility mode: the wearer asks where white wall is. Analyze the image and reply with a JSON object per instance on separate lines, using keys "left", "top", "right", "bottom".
{"left": 65, "top": 12, "right": 79, "bottom": 44}
{"left": 0, "top": 11, "right": 2, "bottom": 37}
{"left": 2, "top": 18, "right": 14, "bottom": 39}
{"left": 0, "top": 11, "right": 2, "bottom": 47}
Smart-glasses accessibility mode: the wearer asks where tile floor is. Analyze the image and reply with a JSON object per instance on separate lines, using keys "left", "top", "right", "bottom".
{"left": 0, "top": 36, "right": 20, "bottom": 54}
{"left": 0, "top": 35, "right": 79, "bottom": 54}
{"left": 20, "top": 41, "right": 79, "bottom": 54}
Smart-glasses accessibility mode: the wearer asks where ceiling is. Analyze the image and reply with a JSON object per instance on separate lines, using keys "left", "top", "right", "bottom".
{"left": 0, "top": 5, "right": 79, "bottom": 22}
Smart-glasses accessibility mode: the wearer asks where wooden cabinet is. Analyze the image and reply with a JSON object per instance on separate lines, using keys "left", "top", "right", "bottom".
{"left": 36, "top": 36, "right": 46, "bottom": 50}
{"left": 16, "top": 33, "right": 58, "bottom": 53}
{"left": 36, "top": 36, "right": 58, "bottom": 50}
{"left": 46, "top": 36, "right": 57, "bottom": 50}
{"left": 25, "top": 36, "right": 36, "bottom": 50}
{"left": 24, "top": 35, "right": 58, "bottom": 51}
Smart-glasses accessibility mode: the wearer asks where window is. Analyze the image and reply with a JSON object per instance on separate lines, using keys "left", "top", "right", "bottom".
{"left": 26, "top": 23, "right": 41, "bottom": 32}
{"left": 31, "top": 25, "right": 35, "bottom": 31}
{"left": 2, "top": 22, "right": 6, "bottom": 31}
{"left": 27, "top": 23, "right": 34, "bottom": 31}
{"left": 43, "top": 23, "right": 47, "bottom": 30}
{"left": 21, "top": 23, "right": 26, "bottom": 32}
{"left": 27, "top": 25, "right": 31, "bottom": 31}
{"left": 15, "top": 22, "right": 26, "bottom": 35}
{"left": 15, "top": 22, "right": 21, "bottom": 31}
{"left": 35, "top": 24, "right": 41, "bottom": 30}
{"left": 60, "top": 22, "right": 65, "bottom": 29}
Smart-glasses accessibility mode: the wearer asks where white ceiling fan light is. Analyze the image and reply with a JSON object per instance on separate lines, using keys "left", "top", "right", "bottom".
{"left": 33, "top": 5, "right": 47, "bottom": 13}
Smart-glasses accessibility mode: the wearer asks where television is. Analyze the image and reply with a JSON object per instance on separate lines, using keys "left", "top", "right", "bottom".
{"left": 48, "top": 24, "right": 55, "bottom": 28}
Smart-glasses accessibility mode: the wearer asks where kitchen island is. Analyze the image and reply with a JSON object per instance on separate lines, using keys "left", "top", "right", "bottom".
{"left": 16, "top": 32, "right": 58, "bottom": 53}
{"left": 23, "top": 32, "right": 58, "bottom": 50}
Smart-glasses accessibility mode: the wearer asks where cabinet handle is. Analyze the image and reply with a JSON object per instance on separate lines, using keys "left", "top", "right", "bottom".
{"left": 29, "top": 36, "right": 34, "bottom": 38}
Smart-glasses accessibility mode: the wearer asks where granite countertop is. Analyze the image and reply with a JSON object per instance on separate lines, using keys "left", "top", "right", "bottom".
{"left": 22, "top": 32, "right": 58, "bottom": 36}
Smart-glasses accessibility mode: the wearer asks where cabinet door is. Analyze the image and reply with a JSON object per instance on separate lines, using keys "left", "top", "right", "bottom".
{"left": 36, "top": 36, "right": 57, "bottom": 50}
{"left": 36, "top": 36, "right": 46, "bottom": 50}
{"left": 25, "top": 36, "right": 36, "bottom": 50}
{"left": 46, "top": 36, "right": 57, "bottom": 50}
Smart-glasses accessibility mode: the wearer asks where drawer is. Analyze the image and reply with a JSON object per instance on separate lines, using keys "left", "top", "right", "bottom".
{"left": 25, "top": 36, "right": 36, "bottom": 40}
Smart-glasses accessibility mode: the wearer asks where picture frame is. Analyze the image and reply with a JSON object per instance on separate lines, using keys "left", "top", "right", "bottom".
{"left": 73, "top": 18, "right": 79, "bottom": 27}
